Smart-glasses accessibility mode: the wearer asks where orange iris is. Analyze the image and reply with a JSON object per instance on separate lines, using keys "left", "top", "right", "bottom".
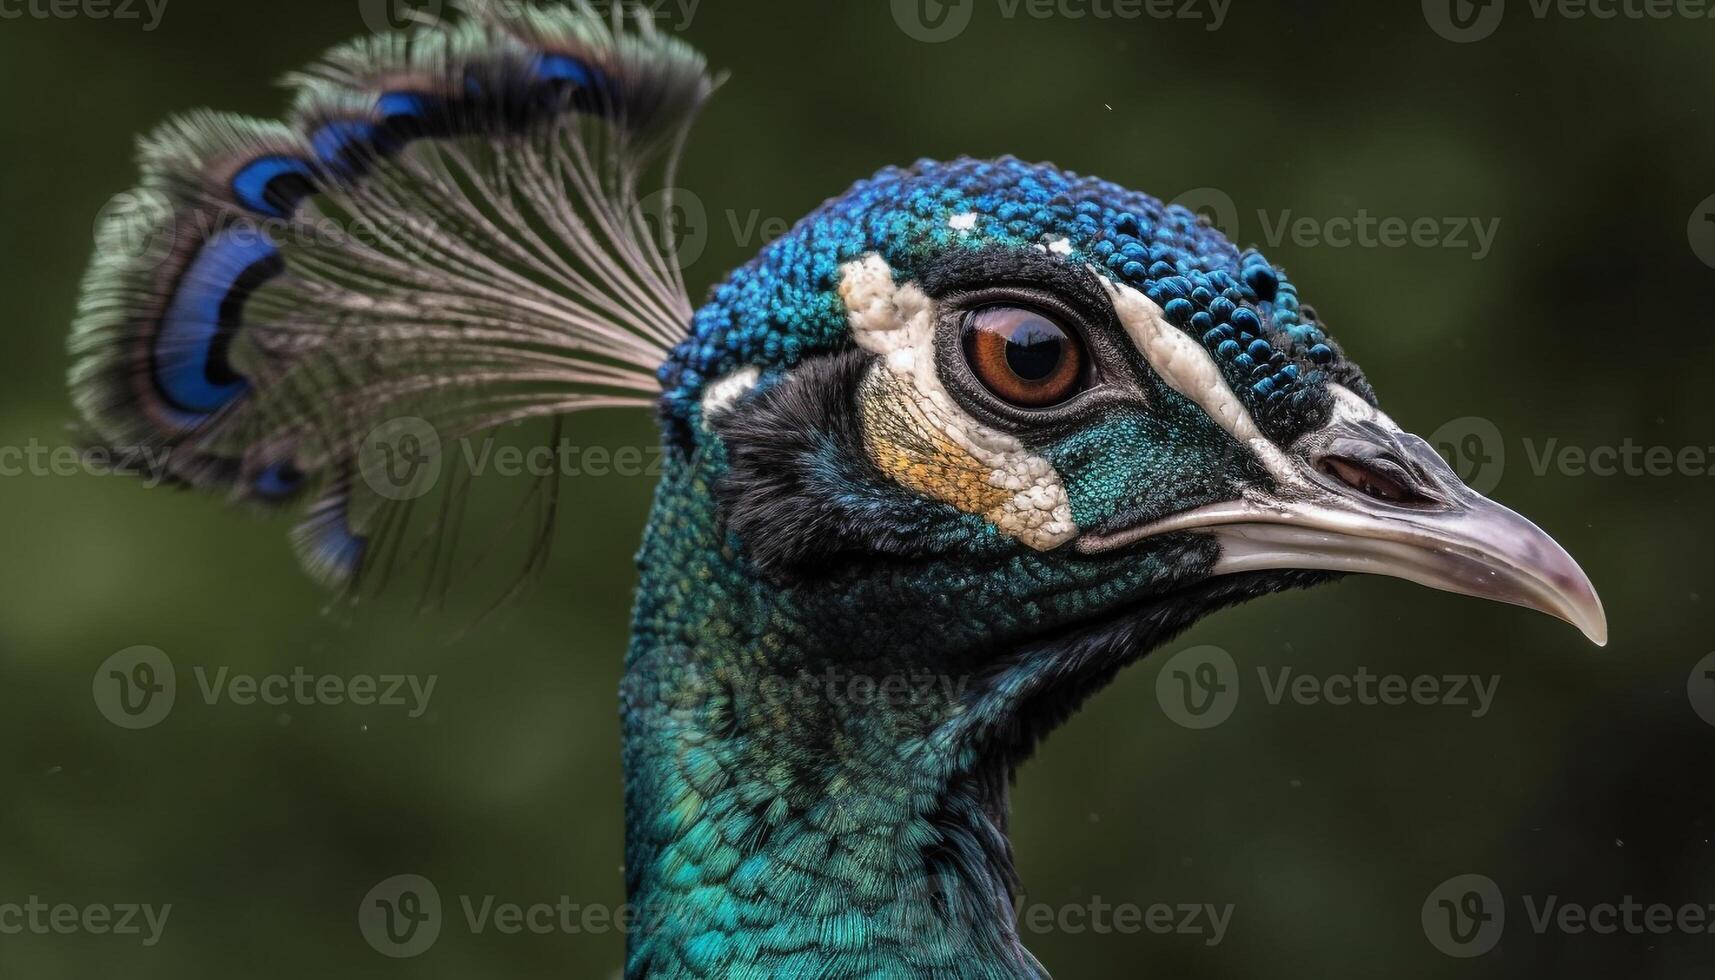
{"left": 961, "top": 306, "right": 1085, "bottom": 408}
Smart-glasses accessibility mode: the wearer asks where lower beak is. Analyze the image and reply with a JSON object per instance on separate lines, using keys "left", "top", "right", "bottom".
{"left": 1079, "top": 405, "right": 1608, "bottom": 646}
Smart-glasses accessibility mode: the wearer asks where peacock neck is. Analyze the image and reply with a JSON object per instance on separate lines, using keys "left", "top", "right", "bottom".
{"left": 618, "top": 454, "right": 1050, "bottom": 979}
{"left": 614, "top": 436, "right": 1251, "bottom": 977}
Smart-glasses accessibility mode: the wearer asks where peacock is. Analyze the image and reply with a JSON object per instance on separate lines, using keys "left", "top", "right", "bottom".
{"left": 66, "top": 3, "right": 1607, "bottom": 976}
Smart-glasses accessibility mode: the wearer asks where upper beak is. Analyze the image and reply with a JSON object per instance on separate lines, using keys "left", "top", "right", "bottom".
{"left": 1079, "top": 401, "right": 1608, "bottom": 646}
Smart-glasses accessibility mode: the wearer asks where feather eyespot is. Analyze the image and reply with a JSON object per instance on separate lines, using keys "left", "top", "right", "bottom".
{"left": 960, "top": 306, "right": 1087, "bottom": 409}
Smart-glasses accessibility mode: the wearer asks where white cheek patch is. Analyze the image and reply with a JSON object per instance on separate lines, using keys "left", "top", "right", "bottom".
{"left": 1103, "top": 277, "right": 1308, "bottom": 491}
{"left": 837, "top": 254, "right": 1077, "bottom": 551}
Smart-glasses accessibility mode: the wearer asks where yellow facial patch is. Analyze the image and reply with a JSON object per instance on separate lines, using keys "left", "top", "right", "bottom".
{"left": 861, "top": 367, "right": 1015, "bottom": 517}
{"left": 838, "top": 254, "right": 1076, "bottom": 550}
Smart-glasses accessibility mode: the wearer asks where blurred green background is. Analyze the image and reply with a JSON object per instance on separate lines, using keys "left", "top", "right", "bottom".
{"left": 3, "top": 0, "right": 1714, "bottom": 976}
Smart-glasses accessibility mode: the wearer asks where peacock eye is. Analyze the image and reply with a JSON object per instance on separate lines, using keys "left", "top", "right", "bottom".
{"left": 960, "top": 306, "right": 1087, "bottom": 409}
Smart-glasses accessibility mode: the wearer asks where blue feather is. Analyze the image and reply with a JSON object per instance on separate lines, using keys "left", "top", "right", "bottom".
{"left": 230, "top": 155, "right": 318, "bottom": 219}
{"left": 153, "top": 228, "right": 279, "bottom": 416}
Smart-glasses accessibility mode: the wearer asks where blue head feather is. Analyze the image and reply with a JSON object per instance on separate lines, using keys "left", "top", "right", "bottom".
{"left": 662, "top": 156, "right": 1368, "bottom": 441}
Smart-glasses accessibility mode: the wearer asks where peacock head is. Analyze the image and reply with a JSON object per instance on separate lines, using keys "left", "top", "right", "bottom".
{"left": 647, "top": 157, "right": 1603, "bottom": 741}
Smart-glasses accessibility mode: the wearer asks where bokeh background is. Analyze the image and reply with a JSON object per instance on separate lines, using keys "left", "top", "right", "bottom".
{"left": 3, "top": 0, "right": 1714, "bottom": 976}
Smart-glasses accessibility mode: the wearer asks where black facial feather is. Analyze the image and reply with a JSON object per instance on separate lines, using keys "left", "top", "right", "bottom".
{"left": 920, "top": 244, "right": 1111, "bottom": 311}
{"left": 967, "top": 569, "right": 1336, "bottom": 769}
{"left": 710, "top": 349, "right": 979, "bottom": 578}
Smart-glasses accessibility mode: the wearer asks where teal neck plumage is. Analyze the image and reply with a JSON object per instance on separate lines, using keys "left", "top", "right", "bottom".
{"left": 621, "top": 450, "right": 1039, "bottom": 979}
{"left": 618, "top": 440, "right": 1234, "bottom": 979}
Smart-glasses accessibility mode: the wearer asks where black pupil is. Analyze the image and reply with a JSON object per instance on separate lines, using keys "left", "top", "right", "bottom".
{"left": 1004, "top": 318, "right": 1064, "bottom": 381}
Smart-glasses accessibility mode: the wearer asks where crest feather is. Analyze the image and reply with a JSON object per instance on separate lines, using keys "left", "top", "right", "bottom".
{"left": 67, "top": 0, "right": 716, "bottom": 594}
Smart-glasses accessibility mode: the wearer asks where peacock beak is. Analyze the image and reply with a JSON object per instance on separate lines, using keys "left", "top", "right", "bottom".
{"left": 1201, "top": 462, "right": 1608, "bottom": 647}
{"left": 1079, "top": 390, "right": 1608, "bottom": 646}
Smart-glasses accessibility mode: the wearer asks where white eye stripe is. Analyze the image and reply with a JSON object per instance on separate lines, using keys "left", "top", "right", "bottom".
{"left": 1101, "top": 276, "right": 1308, "bottom": 490}
{"left": 1326, "top": 381, "right": 1400, "bottom": 432}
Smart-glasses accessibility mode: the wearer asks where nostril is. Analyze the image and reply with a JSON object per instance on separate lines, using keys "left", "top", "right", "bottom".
{"left": 1318, "top": 455, "right": 1434, "bottom": 506}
